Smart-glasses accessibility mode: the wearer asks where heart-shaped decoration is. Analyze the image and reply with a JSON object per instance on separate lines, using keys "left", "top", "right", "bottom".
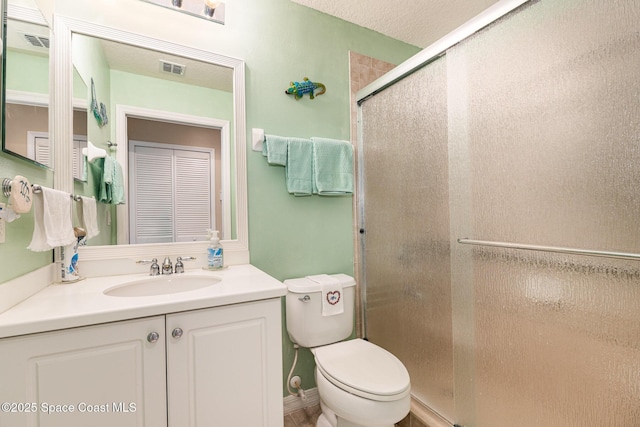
{"left": 326, "top": 291, "right": 341, "bottom": 305}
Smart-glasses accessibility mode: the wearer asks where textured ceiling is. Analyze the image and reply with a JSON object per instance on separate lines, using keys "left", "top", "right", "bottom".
{"left": 290, "top": 0, "right": 501, "bottom": 48}
{"left": 8, "top": 1, "right": 503, "bottom": 92}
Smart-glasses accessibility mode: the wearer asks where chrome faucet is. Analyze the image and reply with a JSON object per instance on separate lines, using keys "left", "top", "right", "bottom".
{"left": 137, "top": 258, "right": 160, "bottom": 276}
{"left": 138, "top": 256, "right": 196, "bottom": 275}
{"left": 161, "top": 257, "right": 173, "bottom": 275}
{"left": 175, "top": 257, "right": 185, "bottom": 274}
{"left": 174, "top": 256, "right": 196, "bottom": 273}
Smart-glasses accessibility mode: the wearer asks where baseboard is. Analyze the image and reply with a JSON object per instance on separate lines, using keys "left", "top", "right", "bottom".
{"left": 410, "top": 398, "right": 453, "bottom": 427}
{"left": 283, "top": 387, "right": 320, "bottom": 415}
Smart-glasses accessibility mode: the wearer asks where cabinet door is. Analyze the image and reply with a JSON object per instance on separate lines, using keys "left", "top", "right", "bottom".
{"left": 0, "top": 317, "right": 167, "bottom": 427}
{"left": 167, "top": 299, "right": 283, "bottom": 427}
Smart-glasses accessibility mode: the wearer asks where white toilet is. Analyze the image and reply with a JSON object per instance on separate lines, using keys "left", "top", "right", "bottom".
{"left": 285, "top": 274, "right": 410, "bottom": 427}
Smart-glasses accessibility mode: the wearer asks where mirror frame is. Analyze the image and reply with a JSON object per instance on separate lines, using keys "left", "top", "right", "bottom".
{"left": 52, "top": 15, "right": 249, "bottom": 263}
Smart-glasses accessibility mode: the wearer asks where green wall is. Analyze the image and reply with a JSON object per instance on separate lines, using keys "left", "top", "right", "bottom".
{"left": 7, "top": 0, "right": 421, "bottom": 396}
{"left": 0, "top": 154, "right": 53, "bottom": 282}
{"left": 233, "top": 0, "right": 420, "bottom": 394}
{"left": 5, "top": 50, "right": 48, "bottom": 93}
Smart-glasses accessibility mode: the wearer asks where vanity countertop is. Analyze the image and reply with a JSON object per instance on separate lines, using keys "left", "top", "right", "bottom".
{"left": 0, "top": 264, "right": 286, "bottom": 339}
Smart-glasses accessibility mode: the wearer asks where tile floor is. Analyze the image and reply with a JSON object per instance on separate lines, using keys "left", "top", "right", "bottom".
{"left": 284, "top": 405, "right": 322, "bottom": 427}
{"left": 284, "top": 406, "right": 420, "bottom": 427}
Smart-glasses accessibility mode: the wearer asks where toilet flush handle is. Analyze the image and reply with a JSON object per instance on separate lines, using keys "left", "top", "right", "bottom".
{"left": 298, "top": 295, "right": 311, "bottom": 302}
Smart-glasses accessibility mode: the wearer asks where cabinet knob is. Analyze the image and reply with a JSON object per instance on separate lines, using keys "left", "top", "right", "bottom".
{"left": 147, "top": 332, "right": 160, "bottom": 343}
{"left": 172, "top": 328, "right": 184, "bottom": 339}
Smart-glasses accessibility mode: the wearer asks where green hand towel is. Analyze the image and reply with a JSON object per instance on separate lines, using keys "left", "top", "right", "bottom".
{"left": 262, "top": 134, "right": 288, "bottom": 166}
{"left": 99, "top": 156, "right": 114, "bottom": 203}
{"left": 311, "top": 137, "right": 354, "bottom": 196}
{"left": 99, "top": 156, "right": 126, "bottom": 205}
{"left": 111, "top": 159, "right": 126, "bottom": 205}
{"left": 285, "top": 138, "right": 313, "bottom": 196}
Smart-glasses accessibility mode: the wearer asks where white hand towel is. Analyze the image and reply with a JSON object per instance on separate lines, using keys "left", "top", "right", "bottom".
{"left": 79, "top": 196, "right": 100, "bottom": 239}
{"left": 308, "top": 274, "right": 344, "bottom": 317}
{"left": 27, "top": 187, "right": 76, "bottom": 252}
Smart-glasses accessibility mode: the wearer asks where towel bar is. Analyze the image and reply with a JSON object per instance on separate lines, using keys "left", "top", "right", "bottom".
{"left": 457, "top": 238, "right": 640, "bottom": 261}
{"left": 29, "top": 184, "right": 81, "bottom": 201}
{"left": 3, "top": 180, "right": 80, "bottom": 201}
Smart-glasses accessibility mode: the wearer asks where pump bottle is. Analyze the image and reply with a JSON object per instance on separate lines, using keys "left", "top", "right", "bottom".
{"left": 207, "top": 229, "right": 224, "bottom": 270}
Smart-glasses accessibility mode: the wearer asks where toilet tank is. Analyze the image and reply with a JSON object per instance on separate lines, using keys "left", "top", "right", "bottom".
{"left": 285, "top": 274, "right": 356, "bottom": 348}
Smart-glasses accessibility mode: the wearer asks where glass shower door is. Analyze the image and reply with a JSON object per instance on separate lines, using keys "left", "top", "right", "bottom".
{"left": 358, "top": 1, "right": 640, "bottom": 425}
{"left": 359, "top": 55, "right": 455, "bottom": 422}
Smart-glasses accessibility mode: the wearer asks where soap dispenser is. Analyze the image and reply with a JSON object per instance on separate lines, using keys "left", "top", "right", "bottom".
{"left": 207, "top": 229, "right": 224, "bottom": 270}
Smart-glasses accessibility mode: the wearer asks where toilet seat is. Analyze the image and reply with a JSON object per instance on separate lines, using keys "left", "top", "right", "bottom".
{"left": 313, "top": 339, "right": 410, "bottom": 402}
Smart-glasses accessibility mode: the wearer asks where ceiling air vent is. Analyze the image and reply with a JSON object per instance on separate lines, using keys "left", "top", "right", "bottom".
{"left": 160, "top": 60, "right": 186, "bottom": 76}
{"left": 23, "top": 33, "right": 50, "bottom": 49}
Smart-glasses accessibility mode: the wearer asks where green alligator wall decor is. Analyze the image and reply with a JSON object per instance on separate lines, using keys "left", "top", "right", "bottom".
{"left": 285, "top": 77, "right": 326, "bottom": 100}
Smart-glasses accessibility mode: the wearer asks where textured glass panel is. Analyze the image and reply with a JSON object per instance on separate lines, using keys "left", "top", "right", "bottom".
{"left": 360, "top": 57, "right": 454, "bottom": 420}
{"left": 361, "top": 0, "right": 640, "bottom": 426}
{"left": 446, "top": 0, "right": 640, "bottom": 425}
{"left": 472, "top": 249, "right": 640, "bottom": 426}
{"left": 448, "top": 0, "right": 640, "bottom": 251}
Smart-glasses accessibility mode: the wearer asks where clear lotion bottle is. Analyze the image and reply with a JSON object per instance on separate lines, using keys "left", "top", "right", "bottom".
{"left": 207, "top": 229, "right": 224, "bottom": 270}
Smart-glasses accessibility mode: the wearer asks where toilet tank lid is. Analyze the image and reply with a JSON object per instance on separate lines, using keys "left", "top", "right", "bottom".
{"left": 284, "top": 274, "right": 355, "bottom": 293}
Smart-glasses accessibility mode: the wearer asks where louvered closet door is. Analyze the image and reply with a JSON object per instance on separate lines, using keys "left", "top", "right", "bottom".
{"left": 130, "top": 145, "right": 175, "bottom": 244}
{"left": 34, "top": 135, "right": 51, "bottom": 167}
{"left": 129, "top": 141, "right": 214, "bottom": 244}
{"left": 72, "top": 143, "right": 81, "bottom": 180}
{"left": 174, "top": 149, "right": 213, "bottom": 242}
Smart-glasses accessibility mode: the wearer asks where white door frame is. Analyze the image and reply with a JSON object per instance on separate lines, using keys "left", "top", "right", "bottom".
{"left": 115, "top": 104, "right": 231, "bottom": 245}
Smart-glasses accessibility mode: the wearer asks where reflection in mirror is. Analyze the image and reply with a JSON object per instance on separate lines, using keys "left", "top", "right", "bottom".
{"left": 3, "top": 5, "right": 90, "bottom": 173}
{"left": 71, "top": 31, "right": 236, "bottom": 246}
{"left": 127, "top": 118, "right": 224, "bottom": 244}
{"left": 72, "top": 69, "right": 88, "bottom": 181}
{"left": 56, "top": 16, "right": 248, "bottom": 263}
{"left": 3, "top": 8, "right": 50, "bottom": 168}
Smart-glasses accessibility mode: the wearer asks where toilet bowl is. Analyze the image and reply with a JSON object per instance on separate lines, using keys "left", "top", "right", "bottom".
{"left": 312, "top": 339, "right": 410, "bottom": 427}
{"left": 284, "top": 274, "right": 411, "bottom": 427}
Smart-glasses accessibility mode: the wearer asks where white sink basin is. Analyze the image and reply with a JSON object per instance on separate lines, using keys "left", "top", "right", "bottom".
{"left": 104, "top": 275, "right": 221, "bottom": 297}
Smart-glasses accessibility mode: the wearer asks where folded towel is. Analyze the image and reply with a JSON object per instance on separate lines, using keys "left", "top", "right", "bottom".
{"left": 286, "top": 137, "right": 313, "bottom": 196}
{"left": 111, "top": 159, "right": 125, "bottom": 204}
{"left": 308, "top": 274, "right": 344, "bottom": 317}
{"left": 99, "top": 156, "right": 113, "bottom": 203}
{"left": 311, "top": 137, "right": 354, "bottom": 196}
{"left": 79, "top": 196, "right": 100, "bottom": 239}
{"left": 27, "top": 187, "right": 76, "bottom": 252}
{"left": 99, "top": 156, "right": 125, "bottom": 205}
{"left": 262, "top": 134, "right": 289, "bottom": 166}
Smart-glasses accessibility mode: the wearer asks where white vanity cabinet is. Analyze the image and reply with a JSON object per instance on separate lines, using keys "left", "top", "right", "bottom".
{"left": 0, "top": 298, "right": 283, "bottom": 427}
{"left": 0, "top": 316, "right": 167, "bottom": 427}
{"left": 166, "top": 298, "right": 283, "bottom": 426}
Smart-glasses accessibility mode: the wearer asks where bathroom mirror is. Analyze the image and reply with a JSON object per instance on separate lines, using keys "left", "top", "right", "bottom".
{"left": 2, "top": 2, "right": 50, "bottom": 169}
{"left": 71, "top": 33, "right": 234, "bottom": 243}
{"left": 53, "top": 16, "right": 248, "bottom": 262}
